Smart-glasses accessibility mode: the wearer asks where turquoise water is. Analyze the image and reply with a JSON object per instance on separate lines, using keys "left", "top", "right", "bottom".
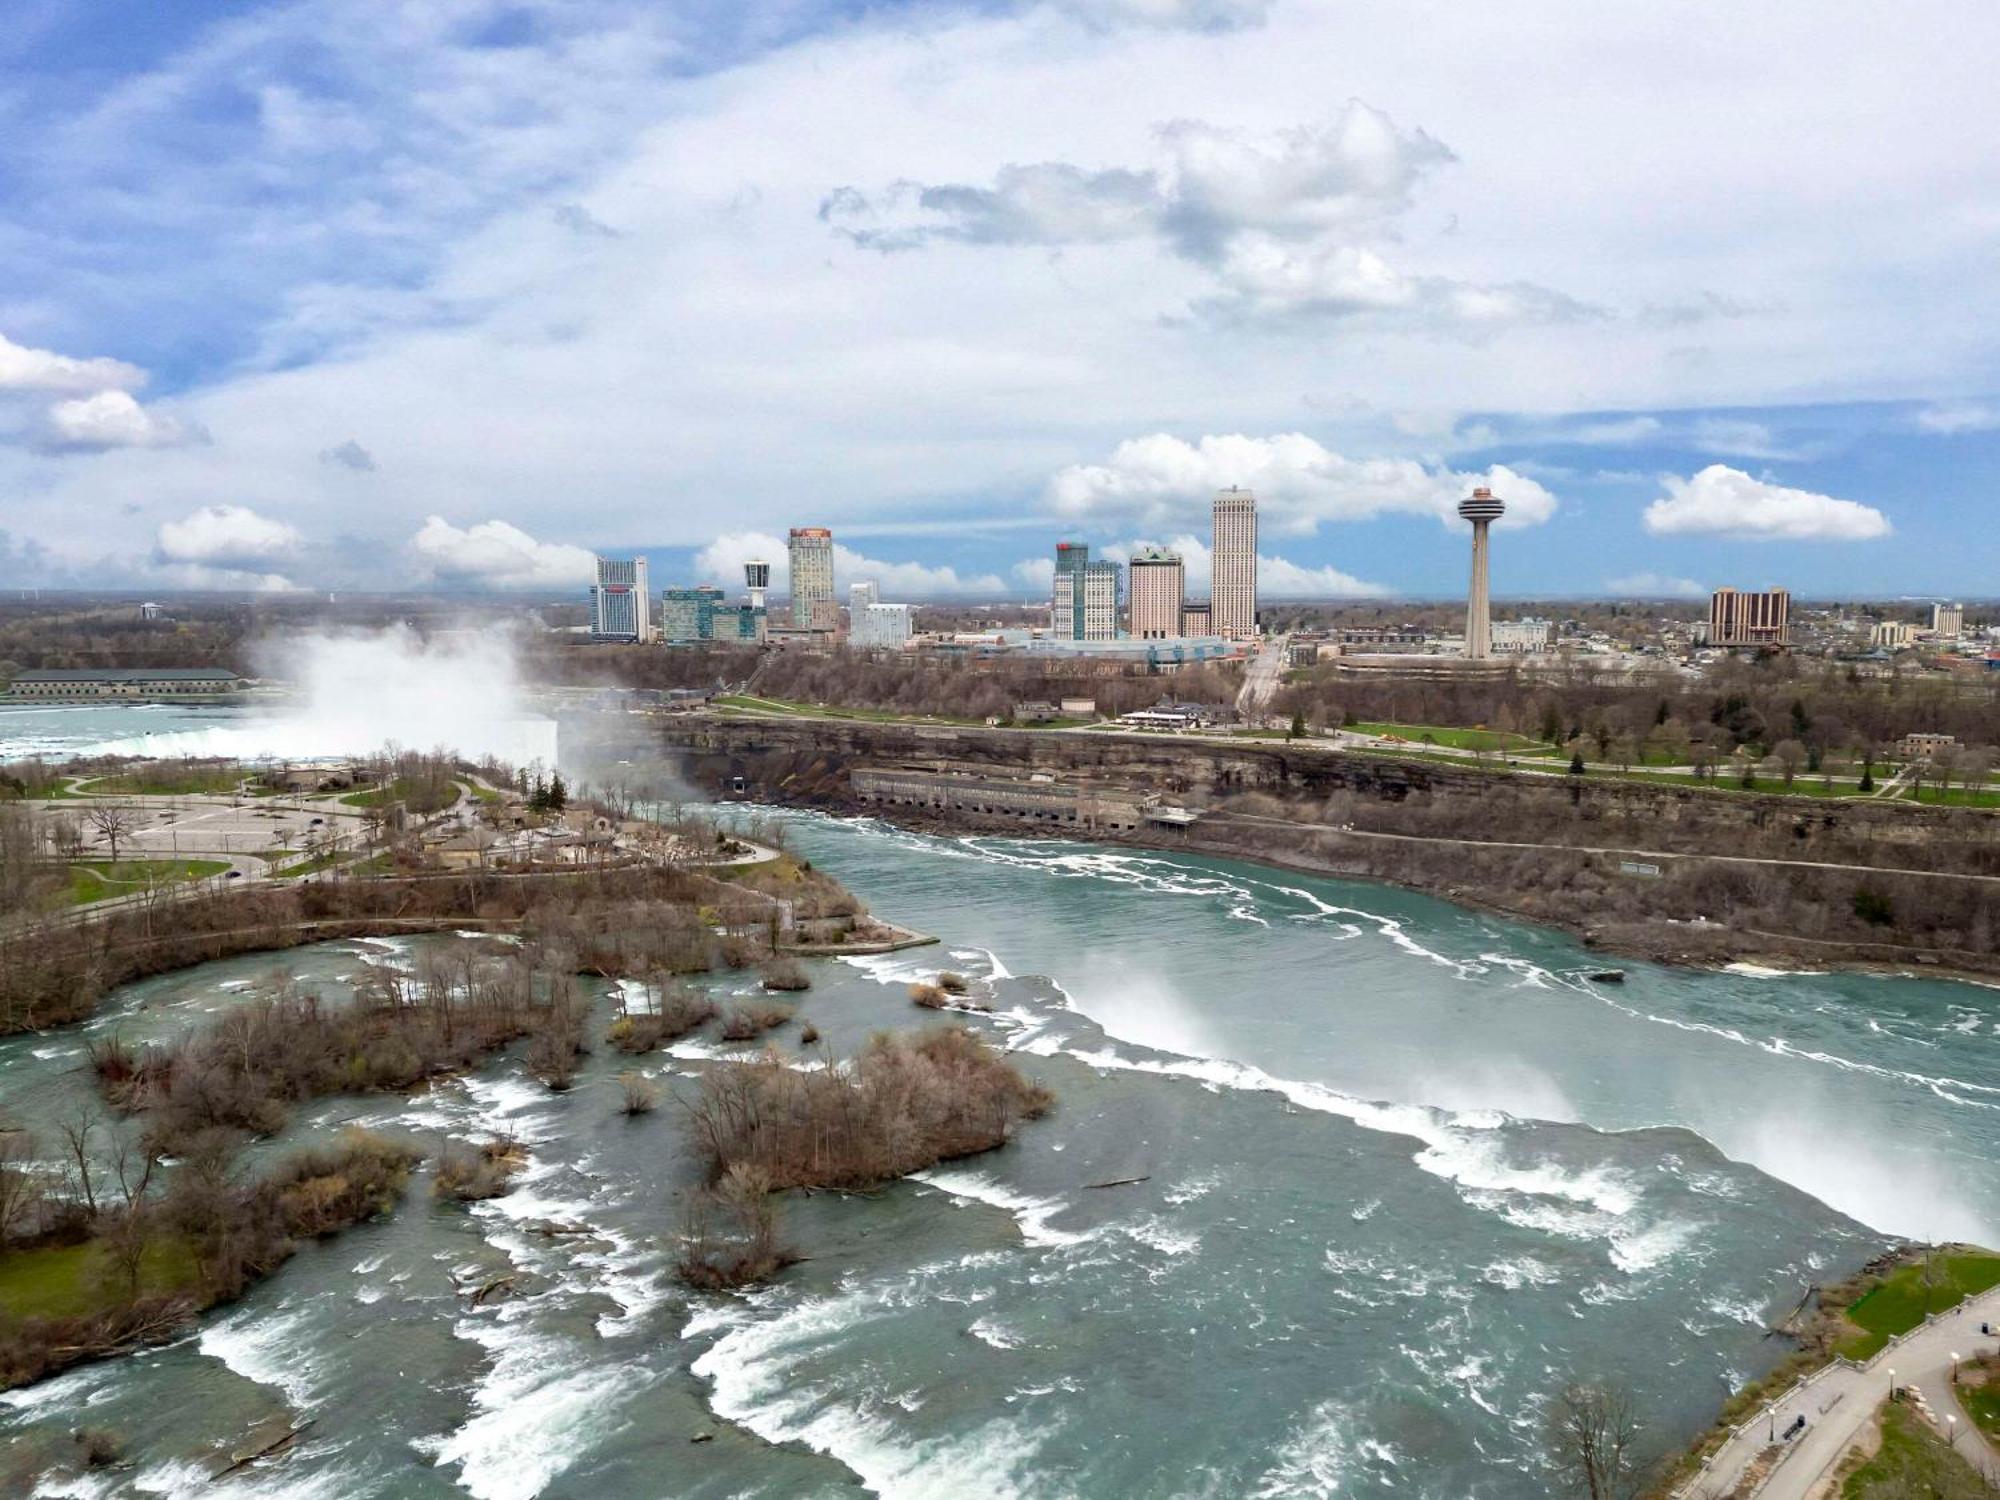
{"left": 4, "top": 809, "right": 1998, "bottom": 1497}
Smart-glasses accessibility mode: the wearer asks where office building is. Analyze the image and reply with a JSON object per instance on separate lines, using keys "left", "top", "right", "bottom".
{"left": 1180, "top": 601, "right": 1212, "bottom": 636}
{"left": 1129, "top": 547, "right": 1186, "bottom": 639}
{"left": 1708, "top": 587, "right": 1790, "bottom": 648}
{"left": 661, "top": 586, "right": 764, "bottom": 644}
{"left": 788, "top": 527, "right": 836, "bottom": 631}
{"left": 1490, "top": 618, "right": 1553, "bottom": 655}
{"left": 1934, "top": 602, "right": 1964, "bottom": 639}
{"left": 591, "top": 556, "right": 652, "bottom": 641}
{"left": 1457, "top": 486, "right": 1504, "bottom": 660}
{"left": 1052, "top": 555, "right": 1121, "bottom": 641}
{"left": 1212, "top": 487, "right": 1257, "bottom": 642}
{"left": 849, "top": 580, "right": 879, "bottom": 616}
{"left": 852, "top": 602, "right": 914, "bottom": 649}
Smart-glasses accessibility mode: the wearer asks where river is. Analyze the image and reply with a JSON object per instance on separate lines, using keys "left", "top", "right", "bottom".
{"left": 4, "top": 808, "right": 1999, "bottom": 1497}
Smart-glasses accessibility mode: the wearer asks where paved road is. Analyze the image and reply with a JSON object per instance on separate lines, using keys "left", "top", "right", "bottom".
{"left": 1235, "top": 634, "right": 1290, "bottom": 719}
{"left": 1684, "top": 1289, "right": 2000, "bottom": 1497}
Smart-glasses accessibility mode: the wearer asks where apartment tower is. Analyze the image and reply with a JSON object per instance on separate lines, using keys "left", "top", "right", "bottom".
{"left": 1128, "top": 547, "right": 1186, "bottom": 639}
{"left": 1211, "top": 487, "right": 1257, "bottom": 643}
{"left": 787, "top": 527, "right": 836, "bottom": 631}
{"left": 1708, "top": 588, "right": 1790, "bottom": 648}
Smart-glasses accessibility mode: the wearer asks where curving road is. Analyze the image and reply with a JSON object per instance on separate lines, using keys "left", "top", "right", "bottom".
{"left": 1683, "top": 1290, "right": 2000, "bottom": 1497}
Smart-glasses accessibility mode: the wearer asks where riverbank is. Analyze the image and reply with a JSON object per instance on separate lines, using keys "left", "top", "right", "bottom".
{"left": 650, "top": 714, "right": 2000, "bottom": 986}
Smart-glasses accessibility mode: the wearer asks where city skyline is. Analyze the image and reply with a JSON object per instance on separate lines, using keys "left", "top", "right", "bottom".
{"left": 0, "top": 6, "right": 1997, "bottom": 599}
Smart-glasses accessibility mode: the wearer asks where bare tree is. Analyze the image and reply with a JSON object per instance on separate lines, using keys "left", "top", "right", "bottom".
{"left": 86, "top": 804, "right": 137, "bottom": 862}
{"left": 55, "top": 1102, "right": 102, "bottom": 1216}
{"left": 1771, "top": 739, "right": 1808, "bottom": 788}
{"left": 1545, "top": 1382, "right": 1649, "bottom": 1500}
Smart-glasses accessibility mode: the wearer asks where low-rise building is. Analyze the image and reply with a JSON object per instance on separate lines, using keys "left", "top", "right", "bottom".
{"left": 9, "top": 668, "right": 243, "bottom": 698}
{"left": 852, "top": 602, "right": 914, "bottom": 649}
{"left": 1899, "top": 732, "right": 1957, "bottom": 759}
{"left": 1871, "top": 621, "right": 1917, "bottom": 650}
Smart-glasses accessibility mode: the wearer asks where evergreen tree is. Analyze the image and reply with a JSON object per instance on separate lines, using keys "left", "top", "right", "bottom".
{"left": 1568, "top": 751, "right": 1586, "bottom": 776}
{"left": 547, "top": 771, "right": 568, "bottom": 812}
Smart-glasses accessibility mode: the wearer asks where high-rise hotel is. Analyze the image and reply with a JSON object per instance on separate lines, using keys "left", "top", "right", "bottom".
{"left": 1211, "top": 486, "right": 1257, "bottom": 642}
{"left": 787, "top": 527, "right": 837, "bottom": 631}
{"left": 590, "top": 555, "right": 652, "bottom": 642}
{"left": 1128, "top": 547, "right": 1185, "bottom": 639}
{"left": 1051, "top": 541, "right": 1120, "bottom": 641}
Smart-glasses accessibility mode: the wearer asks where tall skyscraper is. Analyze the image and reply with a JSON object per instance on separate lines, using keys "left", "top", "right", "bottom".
{"left": 1708, "top": 587, "right": 1790, "bottom": 648}
{"left": 1129, "top": 547, "right": 1185, "bottom": 639}
{"left": 1052, "top": 555, "right": 1120, "bottom": 641}
{"left": 788, "top": 527, "right": 836, "bottom": 631}
{"left": 1211, "top": 488, "right": 1257, "bottom": 643}
{"left": 1457, "top": 486, "right": 1504, "bottom": 660}
{"left": 1053, "top": 542, "right": 1090, "bottom": 640}
{"left": 590, "top": 555, "right": 652, "bottom": 642}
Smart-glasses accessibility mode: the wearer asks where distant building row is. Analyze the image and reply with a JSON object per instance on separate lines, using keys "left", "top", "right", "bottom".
{"left": 1049, "top": 487, "right": 1256, "bottom": 647}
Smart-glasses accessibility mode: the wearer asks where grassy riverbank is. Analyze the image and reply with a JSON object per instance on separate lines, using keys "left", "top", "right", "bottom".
{"left": 1837, "top": 1250, "right": 2000, "bottom": 1360}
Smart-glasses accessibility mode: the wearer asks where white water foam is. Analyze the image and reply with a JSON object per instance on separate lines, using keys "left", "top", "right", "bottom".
{"left": 908, "top": 1168, "right": 1094, "bottom": 1249}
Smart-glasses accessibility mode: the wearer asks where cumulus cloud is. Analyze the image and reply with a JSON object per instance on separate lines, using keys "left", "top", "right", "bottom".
{"left": 320, "top": 438, "right": 377, "bottom": 471}
{"left": 0, "top": 332, "right": 145, "bottom": 394}
{"left": 42, "top": 390, "right": 200, "bottom": 451}
{"left": 694, "top": 532, "right": 1006, "bottom": 597}
{"left": 823, "top": 101, "right": 1580, "bottom": 329}
{"left": 1642, "top": 465, "right": 1890, "bottom": 541}
{"left": 1012, "top": 556, "right": 1056, "bottom": 592}
{"left": 409, "top": 516, "right": 595, "bottom": 589}
{"left": 1049, "top": 433, "right": 1558, "bottom": 535}
{"left": 156, "top": 504, "right": 302, "bottom": 567}
{"left": 1605, "top": 571, "right": 1706, "bottom": 598}
{"left": 1916, "top": 402, "right": 2000, "bottom": 434}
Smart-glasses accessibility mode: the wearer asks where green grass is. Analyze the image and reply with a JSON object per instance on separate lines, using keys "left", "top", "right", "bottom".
{"left": 340, "top": 778, "right": 458, "bottom": 814}
{"left": 464, "top": 781, "right": 505, "bottom": 805}
{"left": 1841, "top": 1399, "right": 1990, "bottom": 1497}
{"left": 63, "top": 858, "right": 232, "bottom": 906}
{"left": 0, "top": 1236, "right": 202, "bottom": 1322}
{"left": 1963, "top": 1372, "right": 2000, "bottom": 1445}
{"left": 1899, "top": 784, "right": 2000, "bottom": 808}
{"left": 1837, "top": 1252, "right": 2000, "bottom": 1361}
{"left": 74, "top": 767, "right": 246, "bottom": 797}
{"left": 272, "top": 851, "right": 388, "bottom": 880}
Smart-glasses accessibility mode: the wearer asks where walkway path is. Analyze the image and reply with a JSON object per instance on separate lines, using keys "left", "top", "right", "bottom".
{"left": 1234, "top": 634, "right": 1290, "bottom": 720}
{"left": 1681, "top": 1288, "right": 2000, "bottom": 1497}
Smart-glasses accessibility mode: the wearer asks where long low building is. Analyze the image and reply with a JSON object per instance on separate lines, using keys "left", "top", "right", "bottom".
{"left": 8, "top": 668, "right": 244, "bottom": 698}
{"left": 853, "top": 767, "right": 1144, "bottom": 833}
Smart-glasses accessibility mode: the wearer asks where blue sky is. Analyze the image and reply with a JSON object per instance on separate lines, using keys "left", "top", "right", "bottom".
{"left": 2, "top": 0, "right": 1999, "bottom": 599}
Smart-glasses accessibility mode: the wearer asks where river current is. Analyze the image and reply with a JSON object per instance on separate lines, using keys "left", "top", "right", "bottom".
{"left": 5, "top": 808, "right": 1999, "bottom": 1497}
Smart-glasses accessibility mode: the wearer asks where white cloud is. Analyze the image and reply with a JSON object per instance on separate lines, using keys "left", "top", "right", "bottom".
{"left": 156, "top": 504, "right": 302, "bottom": 567}
{"left": 1568, "top": 417, "right": 1664, "bottom": 446}
{"left": 1049, "top": 434, "right": 1558, "bottom": 535}
{"left": 1123, "top": 533, "right": 1385, "bottom": 597}
{"left": 1642, "top": 465, "right": 1890, "bottom": 541}
{"left": 1605, "top": 571, "right": 1706, "bottom": 598}
{"left": 694, "top": 531, "right": 1006, "bottom": 597}
{"left": 409, "top": 517, "right": 595, "bottom": 590}
{"left": 0, "top": 332, "right": 145, "bottom": 394}
{"left": 1012, "top": 556, "right": 1056, "bottom": 591}
{"left": 1916, "top": 402, "right": 2000, "bottom": 434}
{"left": 43, "top": 390, "right": 198, "bottom": 451}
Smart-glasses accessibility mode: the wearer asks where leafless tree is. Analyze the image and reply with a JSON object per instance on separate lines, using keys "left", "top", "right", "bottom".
{"left": 85, "top": 804, "right": 137, "bottom": 862}
{"left": 55, "top": 1101, "right": 102, "bottom": 1215}
{"left": 1771, "top": 738, "right": 1808, "bottom": 787}
{"left": 1545, "top": 1382, "right": 1649, "bottom": 1500}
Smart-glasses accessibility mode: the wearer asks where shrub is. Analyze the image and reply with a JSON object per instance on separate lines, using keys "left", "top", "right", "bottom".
{"left": 606, "top": 987, "right": 718, "bottom": 1053}
{"left": 909, "top": 982, "right": 948, "bottom": 1009}
{"left": 760, "top": 958, "right": 810, "bottom": 992}
{"left": 618, "top": 1072, "right": 658, "bottom": 1115}
{"left": 936, "top": 972, "right": 969, "bottom": 995}
{"left": 73, "top": 1428, "right": 123, "bottom": 1468}
{"left": 1854, "top": 885, "right": 1896, "bottom": 927}
{"left": 433, "top": 1138, "right": 525, "bottom": 1201}
{"left": 720, "top": 1004, "right": 793, "bottom": 1042}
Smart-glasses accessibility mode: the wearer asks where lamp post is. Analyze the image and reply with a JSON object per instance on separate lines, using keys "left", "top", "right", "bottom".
{"left": 1951, "top": 1351, "right": 1961, "bottom": 1384}
{"left": 1947, "top": 1413, "right": 1959, "bottom": 1447}
{"left": 1888, "top": 1368, "right": 1898, "bottom": 1401}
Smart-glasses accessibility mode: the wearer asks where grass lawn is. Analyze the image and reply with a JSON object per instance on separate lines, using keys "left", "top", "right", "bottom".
{"left": 1963, "top": 1370, "right": 2000, "bottom": 1445}
{"left": 75, "top": 767, "right": 246, "bottom": 797}
{"left": 1900, "top": 784, "right": 2000, "bottom": 808}
{"left": 64, "top": 858, "right": 231, "bottom": 906}
{"left": 1837, "top": 1251, "right": 2000, "bottom": 1361}
{"left": 1840, "top": 1399, "right": 1990, "bottom": 1497}
{"left": 0, "top": 1236, "right": 203, "bottom": 1322}
{"left": 340, "top": 777, "right": 458, "bottom": 814}
{"left": 272, "top": 851, "right": 388, "bottom": 880}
